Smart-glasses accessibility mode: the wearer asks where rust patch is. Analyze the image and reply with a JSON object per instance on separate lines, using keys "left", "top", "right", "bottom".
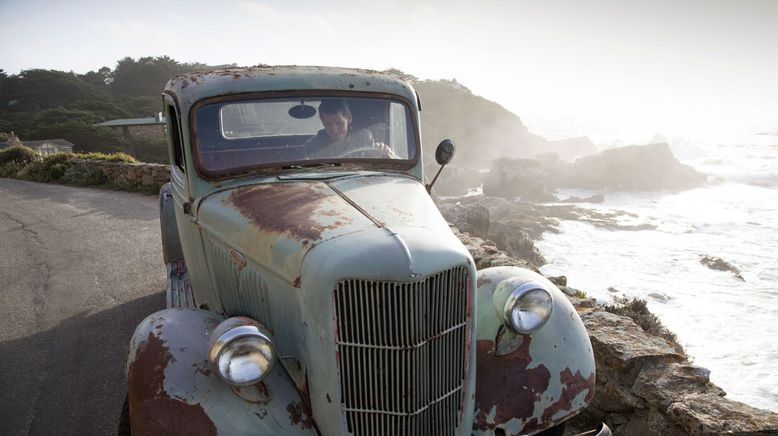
{"left": 229, "top": 249, "right": 246, "bottom": 274}
{"left": 540, "top": 368, "right": 596, "bottom": 421}
{"left": 129, "top": 331, "right": 172, "bottom": 404}
{"left": 135, "top": 398, "right": 216, "bottom": 436}
{"left": 473, "top": 336, "right": 551, "bottom": 431}
{"left": 232, "top": 382, "right": 271, "bottom": 404}
{"left": 293, "top": 276, "right": 301, "bottom": 287}
{"left": 229, "top": 183, "right": 351, "bottom": 242}
{"left": 129, "top": 332, "right": 214, "bottom": 435}
{"left": 286, "top": 401, "right": 315, "bottom": 429}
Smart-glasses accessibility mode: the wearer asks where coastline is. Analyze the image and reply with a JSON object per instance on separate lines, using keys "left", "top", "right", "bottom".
{"left": 443, "top": 200, "right": 778, "bottom": 434}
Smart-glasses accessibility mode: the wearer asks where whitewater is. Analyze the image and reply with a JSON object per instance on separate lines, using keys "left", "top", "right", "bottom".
{"left": 529, "top": 125, "right": 778, "bottom": 412}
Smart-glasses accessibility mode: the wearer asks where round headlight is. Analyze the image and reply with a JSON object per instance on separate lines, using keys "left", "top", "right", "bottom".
{"left": 209, "top": 319, "right": 276, "bottom": 386}
{"left": 503, "top": 283, "right": 554, "bottom": 334}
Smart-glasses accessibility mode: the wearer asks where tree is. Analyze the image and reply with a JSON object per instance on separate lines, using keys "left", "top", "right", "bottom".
{"left": 80, "top": 66, "right": 113, "bottom": 87}
{"left": 0, "top": 69, "right": 108, "bottom": 113}
{"left": 110, "top": 56, "right": 195, "bottom": 98}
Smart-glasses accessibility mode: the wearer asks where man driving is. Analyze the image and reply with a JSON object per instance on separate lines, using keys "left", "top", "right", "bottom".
{"left": 306, "top": 99, "right": 396, "bottom": 158}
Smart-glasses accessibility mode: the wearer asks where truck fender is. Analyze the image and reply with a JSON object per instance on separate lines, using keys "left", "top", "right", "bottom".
{"left": 473, "top": 266, "right": 596, "bottom": 435}
{"left": 126, "top": 308, "right": 316, "bottom": 436}
{"left": 159, "top": 182, "right": 184, "bottom": 263}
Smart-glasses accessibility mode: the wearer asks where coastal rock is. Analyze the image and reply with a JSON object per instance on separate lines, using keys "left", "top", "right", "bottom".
{"left": 449, "top": 226, "right": 537, "bottom": 271}
{"left": 489, "top": 222, "right": 546, "bottom": 269}
{"left": 582, "top": 311, "right": 685, "bottom": 412}
{"left": 482, "top": 158, "right": 554, "bottom": 199}
{"left": 699, "top": 255, "right": 745, "bottom": 281}
{"left": 613, "top": 408, "right": 687, "bottom": 436}
{"left": 582, "top": 311, "right": 685, "bottom": 367}
{"left": 632, "top": 363, "right": 725, "bottom": 409}
{"left": 429, "top": 165, "right": 483, "bottom": 196}
{"left": 666, "top": 393, "right": 778, "bottom": 435}
{"left": 473, "top": 196, "right": 514, "bottom": 216}
{"left": 559, "top": 143, "right": 706, "bottom": 191}
{"left": 561, "top": 193, "right": 606, "bottom": 204}
{"left": 482, "top": 143, "right": 705, "bottom": 199}
{"left": 437, "top": 203, "right": 490, "bottom": 236}
{"left": 541, "top": 136, "right": 598, "bottom": 162}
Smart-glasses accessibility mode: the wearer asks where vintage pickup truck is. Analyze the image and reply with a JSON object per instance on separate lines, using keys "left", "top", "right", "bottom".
{"left": 123, "top": 66, "right": 609, "bottom": 436}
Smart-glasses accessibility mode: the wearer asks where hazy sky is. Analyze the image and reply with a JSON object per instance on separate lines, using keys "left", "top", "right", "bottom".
{"left": 2, "top": 0, "right": 777, "bottom": 140}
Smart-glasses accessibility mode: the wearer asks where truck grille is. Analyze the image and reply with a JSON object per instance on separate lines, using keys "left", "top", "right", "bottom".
{"left": 334, "top": 266, "right": 470, "bottom": 435}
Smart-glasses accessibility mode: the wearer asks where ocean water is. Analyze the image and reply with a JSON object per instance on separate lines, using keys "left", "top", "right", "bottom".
{"left": 533, "top": 129, "right": 778, "bottom": 412}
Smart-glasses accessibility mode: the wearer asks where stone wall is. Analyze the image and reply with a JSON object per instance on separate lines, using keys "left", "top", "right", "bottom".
{"left": 127, "top": 125, "right": 166, "bottom": 141}
{"left": 451, "top": 226, "right": 778, "bottom": 435}
{"left": 69, "top": 159, "right": 169, "bottom": 189}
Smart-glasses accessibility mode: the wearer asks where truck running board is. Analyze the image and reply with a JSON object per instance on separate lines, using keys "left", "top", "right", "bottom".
{"left": 165, "top": 259, "right": 194, "bottom": 309}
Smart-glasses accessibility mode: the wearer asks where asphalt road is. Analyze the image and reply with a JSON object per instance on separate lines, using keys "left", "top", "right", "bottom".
{"left": 0, "top": 179, "right": 166, "bottom": 436}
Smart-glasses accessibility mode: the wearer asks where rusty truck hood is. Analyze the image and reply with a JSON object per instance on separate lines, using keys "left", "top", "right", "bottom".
{"left": 196, "top": 174, "right": 451, "bottom": 285}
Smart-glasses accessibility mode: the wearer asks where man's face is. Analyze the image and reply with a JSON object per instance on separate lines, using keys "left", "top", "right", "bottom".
{"left": 320, "top": 111, "right": 351, "bottom": 142}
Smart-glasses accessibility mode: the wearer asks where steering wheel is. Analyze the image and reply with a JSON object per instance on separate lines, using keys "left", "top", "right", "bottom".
{"left": 337, "top": 146, "right": 387, "bottom": 158}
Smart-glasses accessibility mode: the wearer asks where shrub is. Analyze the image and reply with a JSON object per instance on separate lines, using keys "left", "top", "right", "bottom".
{"left": 77, "top": 152, "right": 137, "bottom": 163}
{"left": 14, "top": 152, "right": 75, "bottom": 182}
{"left": 0, "top": 146, "right": 40, "bottom": 165}
{"left": 0, "top": 162, "right": 23, "bottom": 177}
{"left": 60, "top": 165, "right": 107, "bottom": 186}
{"left": 604, "top": 296, "right": 685, "bottom": 354}
{"left": 49, "top": 163, "right": 66, "bottom": 180}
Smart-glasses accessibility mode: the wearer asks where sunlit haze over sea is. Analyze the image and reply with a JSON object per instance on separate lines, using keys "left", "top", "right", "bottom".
{"left": 523, "top": 115, "right": 778, "bottom": 412}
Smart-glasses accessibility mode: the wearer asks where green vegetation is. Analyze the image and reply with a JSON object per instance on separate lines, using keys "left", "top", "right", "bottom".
{"left": 0, "top": 148, "right": 163, "bottom": 194}
{"left": 0, "top": 145, "right": 40, "bottom": 165}
{"left": 76, "top": 152, "right": 137, "bottom": 163}
{"left": 1, "top": 56, "right": 226, "bottom": 162}
{"left": 604, "top": 296, "right": 685, "bottom": 354}
{"left": 3, "top": 59, "right": 535, "bottom": 170}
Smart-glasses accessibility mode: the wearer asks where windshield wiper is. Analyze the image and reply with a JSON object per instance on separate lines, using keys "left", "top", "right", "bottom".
{"left": 281, "top": 162, "right": 341, "bottom": 169}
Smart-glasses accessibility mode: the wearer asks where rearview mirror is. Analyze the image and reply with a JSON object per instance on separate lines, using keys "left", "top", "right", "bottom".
{"left": 289, "top": 103, "right": 317, "bottom": 119}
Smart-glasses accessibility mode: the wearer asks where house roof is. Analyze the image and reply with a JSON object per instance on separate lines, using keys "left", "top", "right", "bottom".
{"left": 0, "top": 139, "right": 73, "bottom": 148}
{"left": 94, "top": 117, "right": 166, "bottom": 127}
{"left": 23, "top": 139, "right": 74, "bottom": 147}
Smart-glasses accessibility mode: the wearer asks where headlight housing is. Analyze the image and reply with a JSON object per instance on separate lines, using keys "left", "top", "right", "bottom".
{"left": 209, "top": 317, "right": 276, "bottom": 386}
{"left": 502, "top": 282, "right": 554, "bottom": 334}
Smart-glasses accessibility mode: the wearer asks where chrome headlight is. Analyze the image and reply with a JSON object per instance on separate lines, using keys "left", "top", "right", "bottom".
{"left": 209, "top": 317, "right": 276, "bottom": 386}
{"left": 503, "top": 282, "right": 554, "bottom": 334}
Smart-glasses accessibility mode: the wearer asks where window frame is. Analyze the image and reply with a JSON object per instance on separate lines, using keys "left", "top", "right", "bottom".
{"left": 188, "top": 90, "right": 421, "bottom": 181}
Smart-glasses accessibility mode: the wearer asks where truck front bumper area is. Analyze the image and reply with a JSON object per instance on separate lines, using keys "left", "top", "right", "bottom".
{"left": 126, "top": 308, "right": 316, "bottom": 436}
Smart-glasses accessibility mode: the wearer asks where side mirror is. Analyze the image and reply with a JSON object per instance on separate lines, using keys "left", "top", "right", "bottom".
{"left": 435, "top": 139, "right": 455, "bottom": 165}
{"left": 426, "top": 139, "right": 456, "bottom": 194}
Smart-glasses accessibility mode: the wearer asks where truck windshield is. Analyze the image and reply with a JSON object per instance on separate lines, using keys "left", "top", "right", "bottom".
{"left": 194, "top": 96, "right": 417, "bottom": 174}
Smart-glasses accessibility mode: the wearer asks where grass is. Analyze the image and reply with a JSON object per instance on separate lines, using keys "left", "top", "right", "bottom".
{"left": 604, "top": 296, "right": 685, "bottom": 355}
{"left": 76, "top": 152, "right": 137, "bottom": 163}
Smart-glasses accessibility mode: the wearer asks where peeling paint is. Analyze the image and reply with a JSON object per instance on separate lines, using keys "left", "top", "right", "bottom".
{"left": 286, "top": 401, "right": 315, "bottom": 429}
{"left": 128, "top": 331, "right": 216, "bottom": 436}
{"left": 473, "top": 337, "right": 551, "bottom": 431}
{"left": 228, "top": 183, "right": 353, "bottom": 243}
{"left": 541, "top": 368, "right": 596, "bottom": 420}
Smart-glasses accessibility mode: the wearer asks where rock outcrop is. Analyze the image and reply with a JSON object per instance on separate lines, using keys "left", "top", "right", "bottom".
{"left": 482, "top": 143, "right": 706, "bottom": 199}
{"left": 428, "top": 165, "right": 483, "bottom": 197}
{"left": 482, "top": 158, "right": 556, "bottom": 200}
{"left": 699, "top": 255, "right": 745, "bottom": 281}
{"left": 556, "top": 143, "right": 707, "bottom": 191}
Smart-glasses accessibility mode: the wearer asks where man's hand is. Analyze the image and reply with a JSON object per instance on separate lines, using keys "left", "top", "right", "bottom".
{"left": 374, "top": 141, "right": 399, "bottom": 159}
